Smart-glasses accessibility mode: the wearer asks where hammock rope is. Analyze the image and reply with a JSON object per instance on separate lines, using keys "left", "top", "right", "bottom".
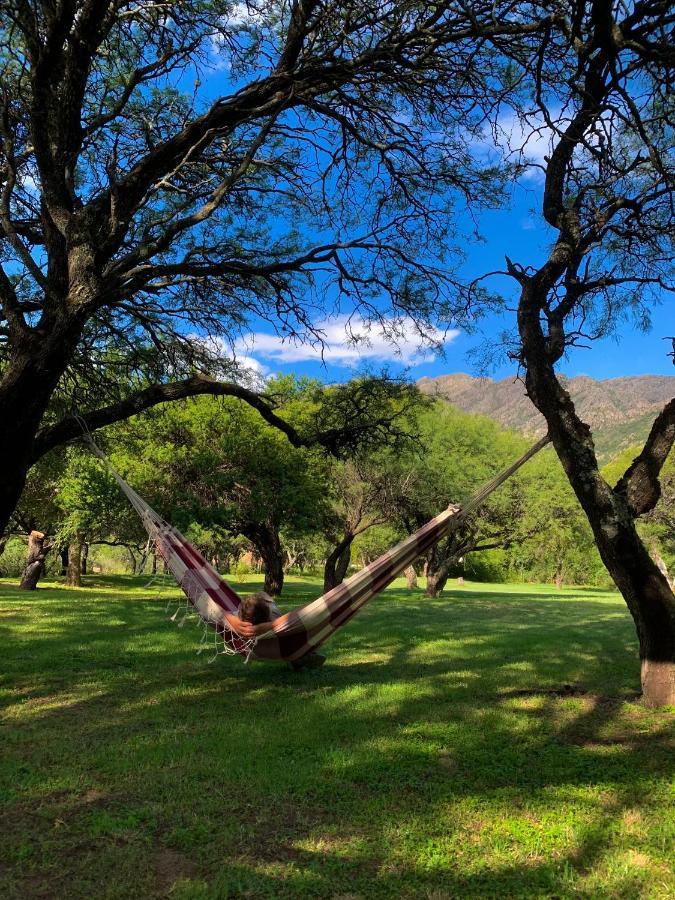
{"left": 84, "top": 431, "right": 550, "bottom": 663}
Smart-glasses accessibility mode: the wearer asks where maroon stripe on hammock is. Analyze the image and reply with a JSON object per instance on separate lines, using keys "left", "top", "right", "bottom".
{"left": 163, "top": 531, "right": 199, "bottom": 571}
{"left": 323, "top": 516, "right": 444, "bottom": 627}
{"left": 168, "top": 531, "right": 242, "bottom": 608}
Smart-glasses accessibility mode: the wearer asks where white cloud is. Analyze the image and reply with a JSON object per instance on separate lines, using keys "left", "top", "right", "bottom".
{"left": 471, "top": 110, "right": 561, "bottom": 182}
{"left": 235, "top": 316, "right": 460, "bottom": 368}
{"left": 495, "top": 111, "right": 554, "bottom": 169}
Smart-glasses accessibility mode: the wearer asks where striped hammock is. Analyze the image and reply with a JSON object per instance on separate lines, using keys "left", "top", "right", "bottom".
{"left": 86, "top": 434, "right": 549, "bottom": 663}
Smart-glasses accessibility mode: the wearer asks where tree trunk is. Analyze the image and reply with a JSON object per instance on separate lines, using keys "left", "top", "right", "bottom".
{"left": 0, "top": 319, "right": 86, "bottom": 536}
{"left": 125, "top": 545, "right": 137, "bottom": 573}
{"left": 424, "top": 543, "right": 453, "bottom": 598}
{"left": 19, "top": 531, "right": 48, "bottom": 590}
{"left": 59, "top": 545, "right": 69, "bottom": 575}
{"left": 519, "top": 309, "right": 675, "bottom": 706}
{"left": 248, "top": 523, "right": 285, "bottom": 596}
{"left": 81, "top": 541, "right": 89, "bottom": 575}
{"left": 594, "top": 520, "right": 675, "bottom": 707}
{"left": 651, "top": 545, "right": 674, "bottom": 592}
{"left": 425, "top": 568, "right": 450, "bottom": 598}
{"left": 323, "top": 535, "right": 353, "bottom": 592}
{"left": 404, "top": 565, "right": 418, "bottom": 590}
{"left": 67, "top": 534, "right": 84, "bottom": 587}
{"left": 151, "top": 550, "right": 157, "bottom": 575}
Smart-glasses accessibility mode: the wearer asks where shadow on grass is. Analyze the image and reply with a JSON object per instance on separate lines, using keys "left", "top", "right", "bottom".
{"left": 1, "top": 576, "right": 672, "bottom": 899}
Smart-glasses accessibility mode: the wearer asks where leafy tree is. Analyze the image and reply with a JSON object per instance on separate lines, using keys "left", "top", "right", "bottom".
{"left": 502, "top": 453, "right": 604, "bottom": 588}
{"left": 386, "top": 404, "right": 531, "bottom": 597}
{"left": 320, "top": 458, "right": 391, "bottom": 592}
{"left": 52, "top": 447, "right": 142, "bottom": 586}
{"left": 0, "top": 0, "right": 527, "bottom": 535}
{"left": 465, "top": 2, "right": 675, "bottom": 704}
{"left": 3, "top": 448, "right": 67, "bottom": 588}
{"left": 113, "top": 387, "right": 332, "bottom": 595}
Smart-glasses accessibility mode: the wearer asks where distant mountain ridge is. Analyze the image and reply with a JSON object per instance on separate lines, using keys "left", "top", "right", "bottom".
{"left": 417, "top": 373, "right": 675, "bottom": 461}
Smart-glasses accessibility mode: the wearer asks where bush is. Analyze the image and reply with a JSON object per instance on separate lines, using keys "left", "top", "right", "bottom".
{"left": 0, "top": 537, "right": 28, "bottom": 578}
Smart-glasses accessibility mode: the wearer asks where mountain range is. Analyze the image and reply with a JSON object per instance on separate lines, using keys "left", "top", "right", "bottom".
{"left": 417, "top": 373, "right": 675, "bottom": 462}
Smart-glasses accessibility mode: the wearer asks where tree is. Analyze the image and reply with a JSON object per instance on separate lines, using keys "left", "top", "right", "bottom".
{"left": 113, "top": 385, "right": 333, "bottom": 595}
{"left": 477, "top": 2, "right": 674, "bottom": 704}
{"left": 320, "top": 458, "right": 390, "bottom": 592}
{"left": 387, "top": 403, "right": 530, "bottom": 597}
{"left": 503, "top": 452, "right": 605, "bottom": 588}
{"left": 0, "top": 0, "right": 532, "bottom": 535}
{"left": 6, "top": 447, "right": 66, "bottom": 588}
{"left": 52, "top": 447, "right": 140, "bottom": 586}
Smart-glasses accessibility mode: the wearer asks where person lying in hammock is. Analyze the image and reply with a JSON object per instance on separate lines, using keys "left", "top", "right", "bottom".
{"left": 224, "top": 591, "right": 280, "bottom": 639}
{"left": 224, "top": 591, "right": 326, "bottom": 669}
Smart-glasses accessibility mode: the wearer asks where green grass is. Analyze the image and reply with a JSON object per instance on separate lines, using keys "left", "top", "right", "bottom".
{"left": 1, "top": 574, "right": 673, "bottom": 899}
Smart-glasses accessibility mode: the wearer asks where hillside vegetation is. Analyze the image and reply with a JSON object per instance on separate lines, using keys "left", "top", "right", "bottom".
{"left": 418, "top": 375, "right": 674, "bottom": 462}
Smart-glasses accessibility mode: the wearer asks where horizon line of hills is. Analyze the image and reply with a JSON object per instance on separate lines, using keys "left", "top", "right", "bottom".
{"left": 417, "top": 373, "right": 675, "bottom": 463}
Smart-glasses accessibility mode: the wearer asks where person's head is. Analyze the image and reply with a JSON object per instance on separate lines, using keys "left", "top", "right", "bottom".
{"left": 238, "top": 591, "right": 273, "bottom": 624}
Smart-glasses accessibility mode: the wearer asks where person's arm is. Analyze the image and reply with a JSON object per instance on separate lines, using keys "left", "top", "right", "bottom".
{"left": 223, "top": 611, "right": 257, "bottom": 639}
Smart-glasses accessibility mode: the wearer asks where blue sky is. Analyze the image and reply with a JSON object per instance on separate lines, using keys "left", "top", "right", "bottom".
{"left": 204, "top": 13, "right": 674, "bottom": 387}
{"left": 235, "top": 174, "right": 674, "bottom": 384}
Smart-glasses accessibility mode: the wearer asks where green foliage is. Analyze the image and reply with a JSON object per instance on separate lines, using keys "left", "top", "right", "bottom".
{"left": 503, "top": 450, "right": 607, "bottom": 587}
{"left": 0, "top": 537, "right": 28, "bottom": 578}
{"left": 53, "top": 448, "right": 138, "bottom": 545}
{"left": 8, "top": 376, "right": 641, "bottom": 592}
{"left": 108, "top": 381, "right": 333, "bottom": 567}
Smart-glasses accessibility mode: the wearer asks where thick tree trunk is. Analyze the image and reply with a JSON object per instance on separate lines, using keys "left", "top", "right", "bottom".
{"left": 425, "top": 568, "right": 450, "bottom": 598}
{"left": 323, "top": 535, "right": 353, "bottom": 592}
{"left": 19, "top": 531, "right": 48, "bottom": 590}
{"left": 591, "top": 517, "right": 675, "bottom": 707}
{"left": 424, "top": 544, "right": 453, "bottom": 598}
{"left": 0, "top": 318, "right": 86, "bottom": 536}
{"left": 67, "top": 534, "right": 84, "bottom": 587}
{"left": 248, "top": 523, "right": 285, "bottom": 596}
{"left": 651, "top": 546, "right": 674, "bottom": 592}
{"left": 519, "top": 308, "right": 675, "bottom": 706}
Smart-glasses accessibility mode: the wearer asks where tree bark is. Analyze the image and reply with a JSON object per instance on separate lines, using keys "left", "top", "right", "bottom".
{"left": 424, "top": 543, "right": 453, "bottom": 598}
{"left": 0, "top": 314, "right": 87, "bottom": 536}
{"left": 19, "top": 531, "right": 48, "bottom": 590}
{"left": 519, "top": 296, "right": 675, "bottom": 706}
{"left": 425, "top": 568, "right": 450, "bottom": 598}
{"left": 323, "top": 535, "right": 353, "bottom": 592}
{"left": 247, "top": 523, "right": 285, "bottom": 596}
{"left": 66, "top": 534, "right": 84, "bottom": 587}
{"left": 59, "top": 545, "right": 69, "bottom": 575}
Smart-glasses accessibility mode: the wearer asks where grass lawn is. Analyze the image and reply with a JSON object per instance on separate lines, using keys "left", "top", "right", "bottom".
{"left": 1, "top": 574, "right": 673, "bottom": 899}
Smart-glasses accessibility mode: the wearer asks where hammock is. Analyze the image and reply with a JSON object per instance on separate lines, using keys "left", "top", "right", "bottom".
{"left": 85, "top": 433, "right": 549, "bottom": 663}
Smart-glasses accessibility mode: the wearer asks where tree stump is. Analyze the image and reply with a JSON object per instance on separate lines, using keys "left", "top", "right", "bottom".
{"left": 19, "top": 531, "right": 47, "bottom": 590}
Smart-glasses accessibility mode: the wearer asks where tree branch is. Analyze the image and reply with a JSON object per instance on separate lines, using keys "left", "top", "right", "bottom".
{"left": 614, "top": 397, "right": 675, "bottom": 517}
{"left": 31, "top": 374, "right": 309, "bottom": 462}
